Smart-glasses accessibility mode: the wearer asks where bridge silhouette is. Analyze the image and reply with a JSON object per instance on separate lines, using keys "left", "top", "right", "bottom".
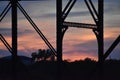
{"left": 0, "top": 0, "right": 120, "bottom": 80}
{"left": 0, "top": 0, "right": 119, "bottom": 63}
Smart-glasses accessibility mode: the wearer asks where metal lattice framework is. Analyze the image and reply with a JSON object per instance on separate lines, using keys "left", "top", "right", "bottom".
{"left": 0, "top": 0, "right": 57, "bottom": 59}
{"left": 0, "top": 0, "right": 120, "bottom": 63}
{"left": 56, "top": 0, "right": 120, "bottom": 63}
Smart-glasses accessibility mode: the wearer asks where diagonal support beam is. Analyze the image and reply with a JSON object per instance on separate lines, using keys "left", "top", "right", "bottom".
{"left": 103, "top": 35, "right": 120, "bottom": 60}
{"left": 62, "top": 0, "right": 76, "bottom": 21}
{"left": 0, "top": 2, "right": 11, "bottom": 22}
{"left": 0, "top": 0, "right": 57, "bottom": 56}
{"left": 89, "top": 0, "right": 98, "bottom": 18}
{"left": 84, "top": 0, "right": 98, "bottom": 24}
{"left": 62, "top": 0, "right": 72, "bottom": 14}
{"left": 17, "top": 2, "right": 56, "bottom": 56}
{"left": 0, "top": 34, "right": 13, "bottom": 55}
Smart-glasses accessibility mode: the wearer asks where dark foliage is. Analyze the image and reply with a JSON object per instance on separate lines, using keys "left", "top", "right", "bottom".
{"left": 31, "top": 49, "right": 55, "bottom": 62}
{"left": 0, "top": 56, "right": 120, "bottom": 80}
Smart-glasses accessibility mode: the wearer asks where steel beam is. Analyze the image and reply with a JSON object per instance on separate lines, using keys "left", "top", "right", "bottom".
{"left": 62, "top": 0, "right": 76, "bottom": 20}
{"left": 56, "top": 0, "right": 63, "bottom": 62}
{"left": 17, "top": 2, "right": 57, "bottom": 56}
{"left": 63, "top": 21, "right": 97, "bottom": 29}
{"left": 98, "top": 0, "right": 104, "bottom": 63}
{"left": 11, "top": 0, "right": 18, "bottom": 57}
{"left": 1, "top": 0, "right": 118, "bottom": 64}
{"left": 0, "top": 2, "right": 11, "bottom": 22}
{"left": 85, "top": 0, "right": 104, "bottom": 63}
{"left": 89, "top": 0, "right": 98, "bottom": 17}
{"left": 62, "top": 0, "right": 72, "bottom": 14}
{"left": 104, "top": 35, "right": 120, "bottom": 60}
{"left": 10, "top": 0, "right": 18, "bottom": 80}
{"left": 84, "top": 0, "right": 98, "bottom": 24}
{"left": 0, "top": 34, "right": 13, "bottom": 54}
{"left": 56, "top": 0, "right": 76, "bottom": 62}
{"left": 0, "top": 0, "right": 57, "bottom": 57}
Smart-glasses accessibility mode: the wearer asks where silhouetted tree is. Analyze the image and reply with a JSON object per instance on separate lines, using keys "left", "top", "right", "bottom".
{"left": 31, "top": 49, "right": 55, "bottom": 62}
{"left": 31, "top": 52, "right": 37, "bottom": 61}
{"left": 38, "top": 49, "right": 44, "bottom": 60}
{"left": 84, "top": 58, "right": 95, "bottom": 63}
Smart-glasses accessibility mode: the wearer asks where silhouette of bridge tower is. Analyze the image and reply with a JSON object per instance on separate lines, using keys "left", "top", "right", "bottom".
{"left": 0, "top": 0, "right": 120, "bottom": 63}
{"left": 56, "top": 0, "right": 120, "bottom": 63}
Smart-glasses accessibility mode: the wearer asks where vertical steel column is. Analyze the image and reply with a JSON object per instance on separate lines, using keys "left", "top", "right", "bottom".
{"left": 56, "top": 0, "right": 63, "bottom": 62}
{"left": 97, "top": 0, "right": 104, "bottom": 80}
{"left": 98, "top": 0, "right": 104, "bottom": 63}
{"left": 11, "top": 0, "right": 18, "bottom": 80}
{"left": 56, "top": 0, "right": 63, "bottom": 80}
{"left": 11, "top": 0, "right": 18, "bottom": 58}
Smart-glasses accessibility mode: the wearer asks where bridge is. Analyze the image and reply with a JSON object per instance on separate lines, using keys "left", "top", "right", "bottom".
{"left": 0, "top": 0, "right": 120, "bottom": 80}
{"left": 0, "top": 0, "right": 120, "bottom": 64}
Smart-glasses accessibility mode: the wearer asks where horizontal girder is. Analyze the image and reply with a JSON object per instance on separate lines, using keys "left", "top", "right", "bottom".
{"left": 63, "top": 21, "right": 97, "bottom": 29}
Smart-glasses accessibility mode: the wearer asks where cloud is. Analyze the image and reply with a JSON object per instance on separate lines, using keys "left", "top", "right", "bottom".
{"left": 24, "top": 10, "right": 90, "bottom": 19}
{"left": 72, "top": 39, "right": 98, "bottom": 56}
{"left": 0, "top": 28, "right": 11, "bottom": 37}
{"left": 0, "top": 27, "right": 34, "bottom": 37}
{"left": 62, "top": 33, "right": 120, "bottom": 60}
{"left": 0, "top": 0, "right": 120, "bottom": 61}
{"left": 0, "top": 28, "right": 11, "bottom": 32}
{"left": 71, "top": 37, "right": 120, "bottom": 60}
{"left": 104, "top": 0, "right": 120, "bottom": 27}
{"left": 67, "top": 11, "right": 90, "bottom": 17}
{"left": 105, "top": 0, "right": 120, "bottom": 15}
{"left": 0, "top": 49, "right": 32, "bottom": 58}
{"left": 18, "top": 29, "right": 35, "bottom": 37}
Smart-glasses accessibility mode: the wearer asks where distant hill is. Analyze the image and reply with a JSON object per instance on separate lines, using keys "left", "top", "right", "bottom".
{"left": 0, "top": 55, "right": 33, "bottom": 65}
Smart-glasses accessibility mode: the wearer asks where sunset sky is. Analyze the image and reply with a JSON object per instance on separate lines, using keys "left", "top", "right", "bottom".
{"left": 0, "top": 0, "right": 120, "bottom": 61}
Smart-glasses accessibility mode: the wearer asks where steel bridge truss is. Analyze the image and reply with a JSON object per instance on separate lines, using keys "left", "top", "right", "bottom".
{"left": 56, "top": 0, "right": 120, "bottom": 63}
{"left": 0, "top": 0, "right": 120, "bottom": 63}
{"left": 0, "top": 0, "right": 57, "bottom": 59}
